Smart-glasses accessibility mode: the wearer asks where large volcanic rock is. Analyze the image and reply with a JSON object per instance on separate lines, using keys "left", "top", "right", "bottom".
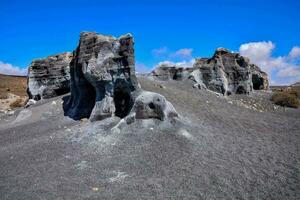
{"left": 64, "top": 32, "right": 178, "bottom": 122}
{"left": 192, "top": 48, "right": 253, "bottom": 95}
{"left": 192, "top": 48, "right": 269, "bottom": 94}
{"left": 27, "top": 52, "right": 72, "bottom": 100}
{"left": 151, "top": 48, "right": 269, "bottom": 95}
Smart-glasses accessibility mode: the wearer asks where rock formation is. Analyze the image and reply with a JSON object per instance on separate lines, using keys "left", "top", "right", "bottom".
{"left": 64, "top": 32, "right": 178, "bottom": 122}
{"left": 27, "top": 52, "right": 72, "bottom": 100}
{"left": 250, "top": 64, "right": 269, "bottom": 90}
{"left": 192, "top": 48, "right": 253, "bottom": 95}
{"left": 151, "top": 64, "right": 191, "bottom": 81}
{"left": 291, "top": 82, "right": 300, "bottom": 87}
{"left": 151, "top": 48, "right": 269, "bottom": 95}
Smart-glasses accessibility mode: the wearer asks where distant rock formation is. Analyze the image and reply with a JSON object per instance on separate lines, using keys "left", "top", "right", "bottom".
{"left": 27, "top": 52, "right": 72, "bottom": 100}
{"left": 250, "top": 64, "right": 269, "bottom": 90}
{"left": 151, "top": 48, "right": 269, "bottom": 95}
{"left": 193, "top": 48, "right": 269, "bottom": 94}
{"left": 291, "top": 82, "right": 300, "bottom": 87}
{"left": 192, "top": 48, "right": 253, "bottom": 95}
{"left": 64, "top": 32, "right": 178, "bottom": 122}
{"left": 151, "top": 64, "right": 191, "bottom": 81}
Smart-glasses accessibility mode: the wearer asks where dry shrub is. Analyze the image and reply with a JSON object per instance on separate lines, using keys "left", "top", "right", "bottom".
{"left": 0, "top": 93, "right": 8, "bottom": 99}
{"left": 9, "top": 98, "right": 24, "bottom": 108}
{"left": 271, "top": 86, "right": 300, "bottom": 108}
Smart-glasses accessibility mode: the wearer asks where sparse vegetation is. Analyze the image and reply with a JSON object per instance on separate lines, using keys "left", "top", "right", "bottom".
{"left": 0, "top": 74, "right": 27, "bottom": 97}
{"left": 9, "top": 98, "right": 24, "bottom": 108}
{"left": 271, "top": 86, "right": 300, "bottom": 108}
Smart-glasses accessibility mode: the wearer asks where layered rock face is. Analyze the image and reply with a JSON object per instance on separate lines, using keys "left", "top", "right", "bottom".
{"left": 27, "top": 52, "right": 72, "bottom": 100}
{"left": 193, "top": 48, "right": 253, "bottom": 95}
{"left": 64, "top": 32, "right": 177, "bottom": 122}
{"left": 151, "top": 48, "right": 269, "bottom": 95}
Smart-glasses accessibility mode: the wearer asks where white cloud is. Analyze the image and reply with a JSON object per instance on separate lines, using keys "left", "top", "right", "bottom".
{"left": 277, "top": 66, "right": 300, "bottom": 78}
{"left": 154, "top": 59, "right": 195, "bottom": 69}
{"left": 136, "top": 62, "right": 151, "bottom": 74}
{"left": 0, "top": 61, "right": 27, "bottom": 76}
{"left": 239, "top": 42, "right": 300, "bottom": 85}
{"left": 239, "top": 41, "right": 275, "bottom": 73}
{"left": 152, "top": 47, "right": 193, "bottom": 59}
{"left": 151, "top": 47, "right": 194, "bottom": 72}
{"left": 171, "top": 48, "right": 193, "bottom": 59}
{"left": 288, "top": 46, "right": 300, "bottom": 59}
{"left": 152, "top": 47, "right": 169, "bottom": 57}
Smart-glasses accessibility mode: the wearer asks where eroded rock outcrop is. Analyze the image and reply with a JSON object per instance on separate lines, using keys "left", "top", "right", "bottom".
{"left": 151, "top": 48, "right": 269, "bottom": 95}
{"left": 193, "top": 48, "right": 253, "bottom": 95}
{"left": 27, "top": 52, "right": 72, "bottom": 100}
{"left": 193, "top": 48, "right": 269, "bottom": 94}
{"left": 64, "top": 32, "right": 178, "bottom": 122}
{"left": 151, "top": 64, "right": 191, "bottom": 81}
{"left": 250, "top": 64, "right": 269, "bottom": 90}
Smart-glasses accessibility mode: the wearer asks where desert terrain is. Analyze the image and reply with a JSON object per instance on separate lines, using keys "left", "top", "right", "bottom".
{"left": 0, "top": 74, "right": 28, "bottom": 113}
{"left": 0, "top": 76, "right": 299, "bottom": 199}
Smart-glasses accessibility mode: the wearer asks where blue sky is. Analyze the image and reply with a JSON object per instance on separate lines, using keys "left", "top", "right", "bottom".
{"left": 0, "top": 0, "right": 300, "bottom": 85}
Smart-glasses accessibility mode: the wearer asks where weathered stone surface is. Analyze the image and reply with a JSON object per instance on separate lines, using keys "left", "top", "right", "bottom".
{"left": 27, "top": 52, "right": 72, "bottom": 100}
{"left": 64, "top": 32, "right": 178, "bottom": 122}
{"left": 131, "top": 91, "right": 178, "bottom": 120}
{"left": 193, "top": 48, "right": 253, "bottom": 95}
{"left": 151, "top": 64, "right": 191, "bottom": 81}
{"left": 250, "top": 64, "right": 269, "bottom": 90}
{"left": 151, "top": 48, "right": 269, "bottom": 95}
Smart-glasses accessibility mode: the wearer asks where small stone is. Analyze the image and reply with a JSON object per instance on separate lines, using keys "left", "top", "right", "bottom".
{"left": 157, "top": 84, "right": 165, "bottom": 89}
{"left": 7, "top": 111, "right": 14, "bottom": 115}
{"left": 25, "top": 99, "right": 36, "bottom": 108}
{"left": 80, "top": 118, "right": 88, "bottom": 122}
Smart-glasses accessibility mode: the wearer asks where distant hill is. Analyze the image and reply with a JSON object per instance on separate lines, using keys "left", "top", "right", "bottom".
{"left": 291, "top": 82, "right": 300, "bottom": 87}
{"left": 0, "top": 73, "right": 27, "bottom": 96}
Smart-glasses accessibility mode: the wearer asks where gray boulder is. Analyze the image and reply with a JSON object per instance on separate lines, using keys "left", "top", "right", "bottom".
{"left": 132, "top": 91, "right": 178, "bottom": 121}
{"left": 27, "top": 52, "right": 72, "bottom": 100}
{"left": 64, "top": 32, "right": 178, "bottom": 122}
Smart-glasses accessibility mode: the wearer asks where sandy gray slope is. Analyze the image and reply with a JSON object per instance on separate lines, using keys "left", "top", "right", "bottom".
{"left": 0, "top": 77, "right": 299, "bottom": 200}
